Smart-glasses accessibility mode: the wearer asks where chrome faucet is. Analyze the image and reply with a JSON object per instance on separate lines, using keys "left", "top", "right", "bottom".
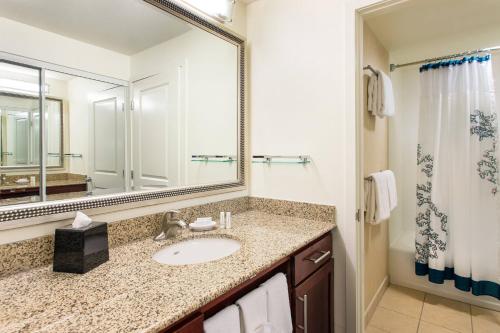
{"left": 154, "top": 210, "right": 187, "bottom": 241}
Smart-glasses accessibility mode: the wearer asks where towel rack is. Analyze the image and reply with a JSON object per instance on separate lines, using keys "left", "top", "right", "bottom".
{"left": 47, "top": 153, "right": 83, "bottom": 158}
{"left": 363, "top": 65, "right": 378, "bottom": 76}
{"left": 191, "top": 154, "right": 236, "bottom": 162}
{"left": 252, "top": 155, "right": 311, "bottom": 164}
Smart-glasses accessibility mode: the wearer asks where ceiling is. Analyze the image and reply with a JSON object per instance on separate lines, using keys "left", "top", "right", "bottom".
{"left": 0, "top": 0, "right": 191, "bottom": 55}
{"left": 365, "top": 0, "right": 500, "bottom": 51}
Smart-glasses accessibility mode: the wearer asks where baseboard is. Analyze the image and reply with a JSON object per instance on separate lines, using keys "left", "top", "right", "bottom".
{"left": 390, "top": 277, "right": 500, "bottom": 312}
{"left": 364, "top": 276, "right": 389, "bottom": 326}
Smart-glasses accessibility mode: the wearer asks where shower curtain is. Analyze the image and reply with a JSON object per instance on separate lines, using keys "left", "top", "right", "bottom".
{"left": 415, "top": 55, "right": 500, "bottom": 299}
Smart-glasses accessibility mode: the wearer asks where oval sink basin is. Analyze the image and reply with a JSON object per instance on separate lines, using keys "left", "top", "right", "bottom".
{"left": 152, "top": 238, "right": 241, "bottom": 265}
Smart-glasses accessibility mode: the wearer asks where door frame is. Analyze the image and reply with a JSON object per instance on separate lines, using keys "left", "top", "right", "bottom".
{"left": 349, "top": 0, "right": 414, "bottom": 332}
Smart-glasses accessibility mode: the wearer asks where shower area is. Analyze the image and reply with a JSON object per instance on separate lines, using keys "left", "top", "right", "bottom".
{"left": 362, "top": 0, "right": 500, "bottom": 328}
{"left": 389, "top": 49, "right": 500, "bottom": 311}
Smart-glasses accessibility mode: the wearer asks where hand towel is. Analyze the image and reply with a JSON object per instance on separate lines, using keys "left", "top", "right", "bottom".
{"left": 204, "top": 304, "right": 241, "bottom": 333}
{"left": 376, "top": 70, "right": 395, "bottom": 118}
{"left": 236, "top": 287, "right": 268, "bottom": 333}
{"left": 370, "top": 171, "right": 391, "bottom": 223}
{"left": 261, "top": 273, "right": 293, "bottom": 333}
{"left": 383, "top": 170, "right": 398, "bottom": 210}
{"left": 367, "top": 73, "right": 378, "bottom": 115}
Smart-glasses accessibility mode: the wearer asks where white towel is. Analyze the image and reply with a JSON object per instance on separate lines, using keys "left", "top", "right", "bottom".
{"left": 367, "top": 171, "right": 391, "bottom": 224}
{"left": 236, "top": 287, "right": 268, "bottom": 333}
{"left": 376, "top": 70, "right": 395, "bottom": 117}
{"left": 204, "top": 305, "right": 241, "bottom": 333}
{"left": 261, "top": 273, "right": 293, "bottom": 333}
{"left": 383, "top": 170, "right": 398, "bottom": 211}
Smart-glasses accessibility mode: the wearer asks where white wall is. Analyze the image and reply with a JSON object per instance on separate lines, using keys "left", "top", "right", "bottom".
{"left": 0, "top": 18, "right": 130, "bottom": 81}
{"left": 246, "top": 1, "right": 351, "bottom": 331}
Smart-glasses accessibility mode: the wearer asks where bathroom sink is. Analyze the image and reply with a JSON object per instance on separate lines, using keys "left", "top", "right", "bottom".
{"left": 152, "top": 238, "right": 241, "bottom": 265}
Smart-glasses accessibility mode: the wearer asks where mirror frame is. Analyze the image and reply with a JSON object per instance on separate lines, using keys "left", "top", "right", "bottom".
{"left": 0, "top": 0, "right": 246, "bottom": 223}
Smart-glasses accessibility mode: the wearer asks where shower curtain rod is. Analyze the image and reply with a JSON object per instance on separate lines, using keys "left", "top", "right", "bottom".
{"left": 389, "top": 45, "right": 500, "bottom": 72}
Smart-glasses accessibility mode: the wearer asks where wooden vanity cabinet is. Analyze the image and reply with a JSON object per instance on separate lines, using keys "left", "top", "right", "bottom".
{"left": 161, "top": 232, "right": 333, "bottom": 333}
{"left": 293, "top": 261, "right": 333, "bottom": 333}
{"left": 292, "top": 233, "right": 333, "bottom": 333}
{"left": 168, "top": 313, "right": 203, "bottom": 333}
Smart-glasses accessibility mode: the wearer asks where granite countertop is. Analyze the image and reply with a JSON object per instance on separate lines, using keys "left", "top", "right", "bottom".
{"left": 0, "top": 210, "right": 334, "bottom": 333}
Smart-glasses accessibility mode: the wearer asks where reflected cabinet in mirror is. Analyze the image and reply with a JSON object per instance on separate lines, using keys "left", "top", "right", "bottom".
{"left": 0, "top": 0, "right": 244, "bottom": 220}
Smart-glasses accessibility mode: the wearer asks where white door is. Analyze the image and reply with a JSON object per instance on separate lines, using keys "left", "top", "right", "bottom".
{"left": 15, "top": 117, "right": 28, "bottom": 164}
{"left": 132, "top": 68, "right": 185, "bottom": 190}
{"left": 89, "top": 89, "right": 126, "bottom": 193}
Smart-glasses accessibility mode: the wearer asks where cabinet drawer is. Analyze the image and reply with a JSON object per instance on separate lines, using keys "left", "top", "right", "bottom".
{"left": 293, "top": 233, "right": 332, "bottom": 286}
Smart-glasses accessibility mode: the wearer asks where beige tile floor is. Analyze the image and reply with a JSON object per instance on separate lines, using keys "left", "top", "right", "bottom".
{"left": 366, "top": 285, "right": 500, "bottom": 333}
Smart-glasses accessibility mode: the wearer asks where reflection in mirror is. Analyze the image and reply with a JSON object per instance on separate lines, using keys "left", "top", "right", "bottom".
{"left": 0, "top": 0, "right": 241, "bottom": 210}
{"left": 0, "top": 96, "right": 63, "bottom": 168}
{"left": 43, "top": 71, "right": 127, "bottom": 202}
{"left": 0, "top": 62, "right": 41, "bottom": 204}
{"left": 131, "top": 21, "right": 238, "bottom": 190}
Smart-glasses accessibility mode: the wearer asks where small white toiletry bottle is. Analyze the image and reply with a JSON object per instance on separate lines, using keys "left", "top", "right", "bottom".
{"left": 219, "top": 212, "right": 225, "bottom": 229}
{"left": 225, "top": 212, "right": 232, "bottom": 229}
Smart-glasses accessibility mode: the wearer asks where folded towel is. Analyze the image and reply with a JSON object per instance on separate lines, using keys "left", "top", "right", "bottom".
{"left": 376, "top": 70, "right": 395, "bottom": 118}
{"left": 367, "top": 171, "right": 391, "bottom": 224}
{"left": 261, "top": 273, "right": 293, "bottom": 333}
{"left": 236, "top": 287, "right": 268, "bottom": 333}
{"left": 367, "top": 73, "right": 378, "bottom": 114}
{"left": 383, "top": 170, "right": 397, "bottom": 211}
{"left": 204, "top": 305, "right": 240, "bottom": 333}
{"left": 365, "top": 170, "right": 398, "bottom": 224}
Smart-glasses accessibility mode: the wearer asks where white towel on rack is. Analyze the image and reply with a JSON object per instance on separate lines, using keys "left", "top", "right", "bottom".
{"left": 365, "top": 170, "right": 397, "bottom": 224}
{"left": 236, "top": 287, "right": 268, "bottom": 333}
{"left": 383, "top": 170, "right": 398, "bottom": 210}
{"left": 376, "top": 70, "right": 395, "bottom": 117}
{"left": 204, "top": 305, "right": 241, "bottom": 333}
{"left": 261, "top": 273, "right": 293, "bottom": 333}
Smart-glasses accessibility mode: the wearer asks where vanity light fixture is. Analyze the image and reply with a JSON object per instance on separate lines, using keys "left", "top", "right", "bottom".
{"left": 177, "top": 0, "right": 236, "bottom": 23}
{"left": 0, "top": 78, "right": 49, "bottom": 96}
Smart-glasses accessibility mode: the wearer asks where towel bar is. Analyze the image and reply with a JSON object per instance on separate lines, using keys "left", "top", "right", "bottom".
{"left": 363, "top": 65, "right": 378, "bottom": 76}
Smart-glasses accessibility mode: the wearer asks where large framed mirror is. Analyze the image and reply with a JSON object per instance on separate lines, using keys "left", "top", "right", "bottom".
{"left": 0, "top": 0, "right": 245, "bottom": 222}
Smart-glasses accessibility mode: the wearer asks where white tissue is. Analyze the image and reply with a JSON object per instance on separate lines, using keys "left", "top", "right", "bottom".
{"left": 72, "top": 211, "right": 92, "bottom": 229}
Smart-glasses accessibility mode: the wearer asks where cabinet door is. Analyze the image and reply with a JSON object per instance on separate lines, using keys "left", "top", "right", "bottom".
{"left": 294, "top": 260, "right": 333, "bottom": 333}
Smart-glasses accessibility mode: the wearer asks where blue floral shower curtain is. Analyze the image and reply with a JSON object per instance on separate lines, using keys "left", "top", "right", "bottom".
{"left": 415, "top": 55, "right": 500, "bottom": 300}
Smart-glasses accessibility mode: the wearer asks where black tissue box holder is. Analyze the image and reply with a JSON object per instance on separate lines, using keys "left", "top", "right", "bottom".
{"left": 53, "top": 222, "right": 109, "bottom": 274}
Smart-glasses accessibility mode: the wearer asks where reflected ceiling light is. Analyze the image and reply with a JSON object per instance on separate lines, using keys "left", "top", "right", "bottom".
{"left": 0, "top": 63, "right": 38, "bottom": 77}
{"left": 0, "top": 78, "right": 49, "bottom": 96}
{"left": 178, "top": 0, "right": 236, "bottom": 23}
